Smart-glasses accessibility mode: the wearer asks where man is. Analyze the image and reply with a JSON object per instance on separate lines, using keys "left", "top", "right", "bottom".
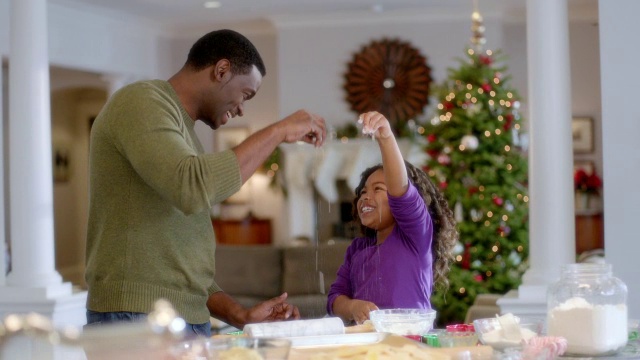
{"left": 85, "top": 29, "right": 326, "bottom": 337}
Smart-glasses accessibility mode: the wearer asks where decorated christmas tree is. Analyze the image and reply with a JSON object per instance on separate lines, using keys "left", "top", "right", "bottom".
{"left": 424, "top": 10, "right": 529, "bottom": 325}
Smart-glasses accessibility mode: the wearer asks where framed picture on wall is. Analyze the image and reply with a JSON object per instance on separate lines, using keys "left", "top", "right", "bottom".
{"left": 215, "top": 126, "right": 251, "bottom": 204}
{"left": 572, "top": 117, "right": 594, "bottom": 153}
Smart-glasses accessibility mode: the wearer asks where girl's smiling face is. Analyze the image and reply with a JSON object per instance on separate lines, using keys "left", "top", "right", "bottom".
{"left": 357, "top": 169, "right": 396, "bottom": 238}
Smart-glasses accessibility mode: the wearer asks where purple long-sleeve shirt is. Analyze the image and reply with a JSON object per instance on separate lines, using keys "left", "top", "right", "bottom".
{"left": 327, "top": 182, "right": 434, "bottom": 315}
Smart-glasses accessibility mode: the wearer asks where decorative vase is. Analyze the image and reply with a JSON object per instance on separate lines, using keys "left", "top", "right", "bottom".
{"left": 575, "top": 192, "right": 591, "bottom": 211}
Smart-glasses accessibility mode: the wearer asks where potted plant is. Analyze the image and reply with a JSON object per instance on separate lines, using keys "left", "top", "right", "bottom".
{"left": 574, "top": 168, "right": 602, "bottom": 210}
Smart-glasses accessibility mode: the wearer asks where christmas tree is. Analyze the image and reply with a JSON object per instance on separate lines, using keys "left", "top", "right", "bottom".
{"left": 424, "top": 10, "right": 529, "bottom": 326}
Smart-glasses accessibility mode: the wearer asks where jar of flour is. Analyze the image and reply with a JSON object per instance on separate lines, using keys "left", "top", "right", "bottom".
{"left": 547, "top": 263, "right": 628, "bottom": 356}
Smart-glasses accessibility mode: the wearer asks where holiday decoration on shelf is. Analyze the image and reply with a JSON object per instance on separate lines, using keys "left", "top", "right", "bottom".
{"left": 573, "top": 167, "right": 602, "bottom": 211}
{"left": 343, "top": 38, "right": 432, "bottom": 135}
{"left": 262, "top": 119, "right": 428, "bottom": 197}
{"left": 424, "top": 7, "right": 529, "bottom": 326}
{"left": 574, "top": 168, "right": 602, "bottom": 195}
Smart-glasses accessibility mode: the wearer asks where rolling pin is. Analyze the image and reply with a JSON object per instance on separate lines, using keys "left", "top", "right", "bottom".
{"left": 243, "top": 317, "right": 345, "bottom": 337}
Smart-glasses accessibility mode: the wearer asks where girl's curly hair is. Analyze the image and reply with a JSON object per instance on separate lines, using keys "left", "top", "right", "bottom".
{"left": 351, "top": 161, "right": 458, "bottom": 289}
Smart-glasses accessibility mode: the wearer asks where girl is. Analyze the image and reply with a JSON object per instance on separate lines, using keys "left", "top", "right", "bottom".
{"left": 327, "top": 111, "right": 458, "bottom": 325}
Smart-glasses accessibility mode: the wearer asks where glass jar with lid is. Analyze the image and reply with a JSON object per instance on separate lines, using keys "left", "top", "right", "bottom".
{"left": 547, "top": 263, "right": 628, "bottom": 356}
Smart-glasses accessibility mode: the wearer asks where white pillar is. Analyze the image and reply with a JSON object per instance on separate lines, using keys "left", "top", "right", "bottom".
{"left": 6, "top": 0, "right": 64, "bottom": 291}
{"left": 0, "top": 55, "right": 5, "bottom": 286}
{"left": 599, "top": 0, "right": 640, "bottom": 319}
{"left": 498, "top": 0, "right": 575, "bottom": 316}
{"left": 0, "top": 0, "right": 86, "bottom": 332}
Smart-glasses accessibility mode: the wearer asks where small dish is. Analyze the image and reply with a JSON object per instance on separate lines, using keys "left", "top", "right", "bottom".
{"left": 369, "top": 308, "right": 437, "bottom": 336}
{"left": 473, "top": 316, "right": 544, "bottom": 350}
{"left": 438, "top": 331, "right": 479, "bottom": 347}
{"left": 423, "top": 329, "right": 447, "bottom": 347}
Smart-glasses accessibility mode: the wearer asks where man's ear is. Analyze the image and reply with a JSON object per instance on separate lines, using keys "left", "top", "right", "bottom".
{"left": 212, "top": 59, "right": 231, "bottom": 82}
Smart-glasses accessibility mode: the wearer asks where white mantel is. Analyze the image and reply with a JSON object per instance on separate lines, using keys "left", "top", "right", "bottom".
{"left": 279, "top": 138, "right": 427, "bottom": 243}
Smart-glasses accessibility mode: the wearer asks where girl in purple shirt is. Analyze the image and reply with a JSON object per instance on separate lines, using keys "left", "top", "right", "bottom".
{"left": 327, "top": 111, "right": 458, "bottom": 325}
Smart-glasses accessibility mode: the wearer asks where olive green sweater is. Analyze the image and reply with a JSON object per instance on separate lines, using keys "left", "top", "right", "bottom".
{"left": 85, "top": 80, "right": 242, "bottom": 324}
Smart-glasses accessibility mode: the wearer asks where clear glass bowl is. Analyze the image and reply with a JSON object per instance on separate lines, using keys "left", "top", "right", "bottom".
{"left": 369, "top": 308, "right": 437, "bottom": 335}
{"left": 168, "top": 337, "right": 291, "bottom": 359}
{"left": 438, "top": 331, "right": 479, "bottom": 347}
{"left": 473, "top": 316, "right": 544, "bottom": 350}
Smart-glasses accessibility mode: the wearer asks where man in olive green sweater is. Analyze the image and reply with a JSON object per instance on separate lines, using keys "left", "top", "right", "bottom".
{"left": 85, "top": 29, "right": 326, "bottom": 337}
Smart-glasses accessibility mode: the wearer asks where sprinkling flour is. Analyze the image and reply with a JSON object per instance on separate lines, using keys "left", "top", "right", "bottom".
{"left": 547, "top": 297, "right": 627, "bottom": 356}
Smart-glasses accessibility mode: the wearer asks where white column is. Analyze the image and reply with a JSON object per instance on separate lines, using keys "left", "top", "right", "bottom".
{"left": 6, "top": 0, "right": 64, "bottom": 291}
{"left": 0, "top": 0, "right": 86, "bottom": 331}
{"left": 0, "top": 56, "right": 5, "bottom": 286}
{"left": 498, "top": 0, "right": 575, "bottom": 316}
{"left": 599, "top": 0, "right": 640, "bottom": 319}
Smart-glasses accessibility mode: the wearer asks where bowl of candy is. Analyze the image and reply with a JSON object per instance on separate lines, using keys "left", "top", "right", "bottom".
{"left": 369, "top": 308, "right": 437, "bottom": 336}
{"left": 473, "top": 314, "right": 544, "bottom": 350}
{"left": 168, "top": 337, "right": 291, "bottom": 360}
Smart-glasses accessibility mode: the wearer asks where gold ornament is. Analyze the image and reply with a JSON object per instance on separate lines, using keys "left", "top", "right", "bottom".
{"left": 470, "top": 0, "right": 486, "bottom": 51}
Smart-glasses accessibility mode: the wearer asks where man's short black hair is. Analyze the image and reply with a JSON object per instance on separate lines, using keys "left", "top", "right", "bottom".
{"left": 186, "top": 29, "right": 266, "bottom": 77}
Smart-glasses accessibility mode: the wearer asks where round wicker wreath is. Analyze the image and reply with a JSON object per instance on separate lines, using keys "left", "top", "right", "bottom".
{"left": 343, "top": 38, "right": 432, "bottom": 132}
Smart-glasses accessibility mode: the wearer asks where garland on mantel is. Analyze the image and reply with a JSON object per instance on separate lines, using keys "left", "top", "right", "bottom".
{"left": 261, "top": 120, "right": 428, "bottom": 193}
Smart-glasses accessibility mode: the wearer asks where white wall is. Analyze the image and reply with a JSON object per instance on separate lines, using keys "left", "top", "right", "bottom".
{"left": 0, "top": 0, "right": 8, "bottom": 56}
{"left": 276, "top": 15, "right": 503, "bottom": 127}
{"left": 0, "top": 0, "right": 163, "bottom": 79}
{"left": 599, "top": 0, "right": 640, "bottom": 319}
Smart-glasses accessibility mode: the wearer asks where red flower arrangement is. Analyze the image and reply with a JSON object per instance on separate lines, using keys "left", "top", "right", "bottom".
{"left": 574, "top": 168, "right": 602, "bottom": 195}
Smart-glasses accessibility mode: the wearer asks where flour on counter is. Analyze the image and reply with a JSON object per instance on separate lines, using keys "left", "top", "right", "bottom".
{"left": 548, "top": 297, "right": 627, "bottom": 356}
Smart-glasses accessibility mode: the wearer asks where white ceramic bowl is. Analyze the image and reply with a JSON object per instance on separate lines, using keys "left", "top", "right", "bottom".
{"left": 473, "top": 316, "right": 544, "bottom": 350}
{"left": 369, "top": 308, "right": 437, "bottom": 335}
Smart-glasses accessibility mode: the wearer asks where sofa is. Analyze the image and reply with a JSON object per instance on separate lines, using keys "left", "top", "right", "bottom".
{"left": 213, "top": 240, "right": 351, "bottom": 320}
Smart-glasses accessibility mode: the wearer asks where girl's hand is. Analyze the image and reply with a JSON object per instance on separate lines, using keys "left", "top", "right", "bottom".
{"left": 349, "top": 299, "right": 379, "bottom": 324}
{"left": 358, "top": 111, "right": 393, "bottom": 140}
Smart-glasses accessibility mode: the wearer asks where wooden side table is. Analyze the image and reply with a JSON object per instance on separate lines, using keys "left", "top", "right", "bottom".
{"left": 575, "top": 211, "right": 604, "bottom": 254}
{"left": 212, "top": 215, "right": 272, "bottom": 245}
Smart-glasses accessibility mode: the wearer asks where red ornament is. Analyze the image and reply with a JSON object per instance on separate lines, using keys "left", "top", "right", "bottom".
{"left": 461, "top": 243, "right": 471, "bottom": 270}
{"left": 443, "top": 101, "right": 455, "bottom": 111}
{"left": 468, "top": 186, "right": 479, "bottom": 195}
{"left": 426, "top": 149, "right": 439, "bottom": 158}
{"left": 474, "top": 274, "right": 483, "bottom": 282}
{"left": 503, "top": 113, "right": 514, "bottom": 131}
{"left": 479, "top": 55, "right": 493, "bottom": 65}
{"left": 439, "top": 181, "right": 448, "bottom": 190}
{"left": 427, "top": 134, "right": 437, "bottom": 143}
{"left": 481, "top": 83, "right": 492, "bottom": 92}
{"left": 493, "top": 197, "right": 504, "bottom": 206}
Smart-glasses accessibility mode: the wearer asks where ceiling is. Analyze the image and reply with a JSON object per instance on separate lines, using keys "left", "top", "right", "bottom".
{"left": 50, "top": 0, "right": 546, "bottom": 30}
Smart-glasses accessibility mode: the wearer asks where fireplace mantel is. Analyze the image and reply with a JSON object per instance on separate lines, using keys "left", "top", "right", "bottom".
{"left": 278, "top": 138, "right": 427, "bottom": 242}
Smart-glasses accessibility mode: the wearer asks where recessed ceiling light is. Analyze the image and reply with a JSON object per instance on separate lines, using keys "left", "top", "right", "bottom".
{"left": 204, "top": 1, "right": 221, "bottom": 9}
